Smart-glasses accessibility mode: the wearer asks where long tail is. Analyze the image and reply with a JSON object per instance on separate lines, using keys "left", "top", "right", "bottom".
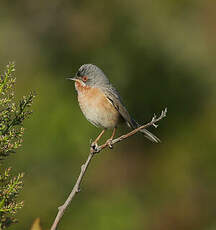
{"left": 139, "top": 128, "right": 161, "bottom": 143}
{"left": 128, "top": 119, "right": 161, "bottom": 143}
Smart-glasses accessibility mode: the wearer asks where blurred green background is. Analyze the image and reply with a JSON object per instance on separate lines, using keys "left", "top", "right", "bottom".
{"left": 1, "top": 0, "right": 216, "bottom": 229}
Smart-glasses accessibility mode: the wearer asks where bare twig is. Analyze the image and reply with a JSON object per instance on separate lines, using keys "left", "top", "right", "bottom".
{"left": 50, "top": 108, "right": 167, "bottom": 230}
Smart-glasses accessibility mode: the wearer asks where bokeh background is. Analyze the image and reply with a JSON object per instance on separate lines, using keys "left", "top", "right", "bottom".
{"left": 1, "top": 0, "right": 216, "bottom": 229}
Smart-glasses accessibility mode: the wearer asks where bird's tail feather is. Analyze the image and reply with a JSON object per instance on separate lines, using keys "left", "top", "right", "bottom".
{"left": 139, "top": 128, "right": 161, "bottom": 143}
{"left": 129, "top": 118, "right": 160, "bottom": 143}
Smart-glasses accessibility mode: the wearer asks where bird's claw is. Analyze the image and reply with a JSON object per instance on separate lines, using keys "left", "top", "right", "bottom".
{"left": 90, "top": 142, "right": 99, "bottom": 153}
{"left": 106, "top": 139, "right": 113, "bottom": 149}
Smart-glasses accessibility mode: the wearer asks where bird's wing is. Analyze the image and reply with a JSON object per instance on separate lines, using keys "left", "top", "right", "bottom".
{"left": 103, "top": 85, "right": 137, "bottom": 128}
{"left": 103, "top": 85, "right": 160, "bottom": 143}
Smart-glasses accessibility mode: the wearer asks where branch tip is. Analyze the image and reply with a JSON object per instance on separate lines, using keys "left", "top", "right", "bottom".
{"left": 153, "top": 123, "right": 158, "bottom": 128}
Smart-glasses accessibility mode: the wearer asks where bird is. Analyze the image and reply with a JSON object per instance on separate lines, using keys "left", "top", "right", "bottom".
{"left": 68, "top": 64, "right": 160, "bottom": 149}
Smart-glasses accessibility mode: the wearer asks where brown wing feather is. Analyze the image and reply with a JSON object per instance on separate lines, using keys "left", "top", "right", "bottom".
{"left": 103, "top": 86, "right": 136, "bottom": 128}
{"left": 103, "top": 85, "right": 160, "bottom": 143}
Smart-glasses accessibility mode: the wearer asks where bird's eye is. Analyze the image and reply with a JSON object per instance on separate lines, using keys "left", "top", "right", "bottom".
{"left": 82, "top": 76, "right": 88, "bottom": 82}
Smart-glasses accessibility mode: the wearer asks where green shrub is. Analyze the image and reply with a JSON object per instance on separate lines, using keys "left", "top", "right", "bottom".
{"left": 0, "top": 63, "right": 35, "bottom": 229}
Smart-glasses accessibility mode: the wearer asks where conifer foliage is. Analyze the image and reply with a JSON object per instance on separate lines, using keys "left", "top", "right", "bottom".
{"left": 0, "top": 63, "right": 35, "bottom": 228}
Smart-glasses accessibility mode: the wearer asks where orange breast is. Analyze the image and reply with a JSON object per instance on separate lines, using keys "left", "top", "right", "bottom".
{"left": 75, "top": 80, "right": 91, "bottom": 93}
{"left": 75, "top": 81, "right": 120, "bottom": 128}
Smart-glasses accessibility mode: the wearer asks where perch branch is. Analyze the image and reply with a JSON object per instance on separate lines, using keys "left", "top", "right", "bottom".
{"left": 50, "top": 108, "right": 167, "bottom": 230}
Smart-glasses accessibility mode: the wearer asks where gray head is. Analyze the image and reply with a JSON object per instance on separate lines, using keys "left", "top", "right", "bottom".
{"left": 69, "top": 64, "right": 110, "bottom": 87}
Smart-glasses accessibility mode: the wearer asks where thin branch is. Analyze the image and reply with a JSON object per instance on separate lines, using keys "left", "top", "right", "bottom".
{"left": 50, "top": 153, "right": 93, "bottom": 230}
{"left": 50, "top": 108, "right": 167, "bottom": 230}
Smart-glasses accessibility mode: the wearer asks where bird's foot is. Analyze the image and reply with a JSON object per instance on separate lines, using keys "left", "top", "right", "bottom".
{"left": 90, "top": 142, "right": 99, "bottom": 153}
{"left": 106, "top": 139, "right": 113, "bottom": 149}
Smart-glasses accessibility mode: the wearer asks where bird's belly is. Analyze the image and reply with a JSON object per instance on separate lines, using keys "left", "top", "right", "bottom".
{"left": 77, "top": 87, "right": 120, "bottom": 129}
